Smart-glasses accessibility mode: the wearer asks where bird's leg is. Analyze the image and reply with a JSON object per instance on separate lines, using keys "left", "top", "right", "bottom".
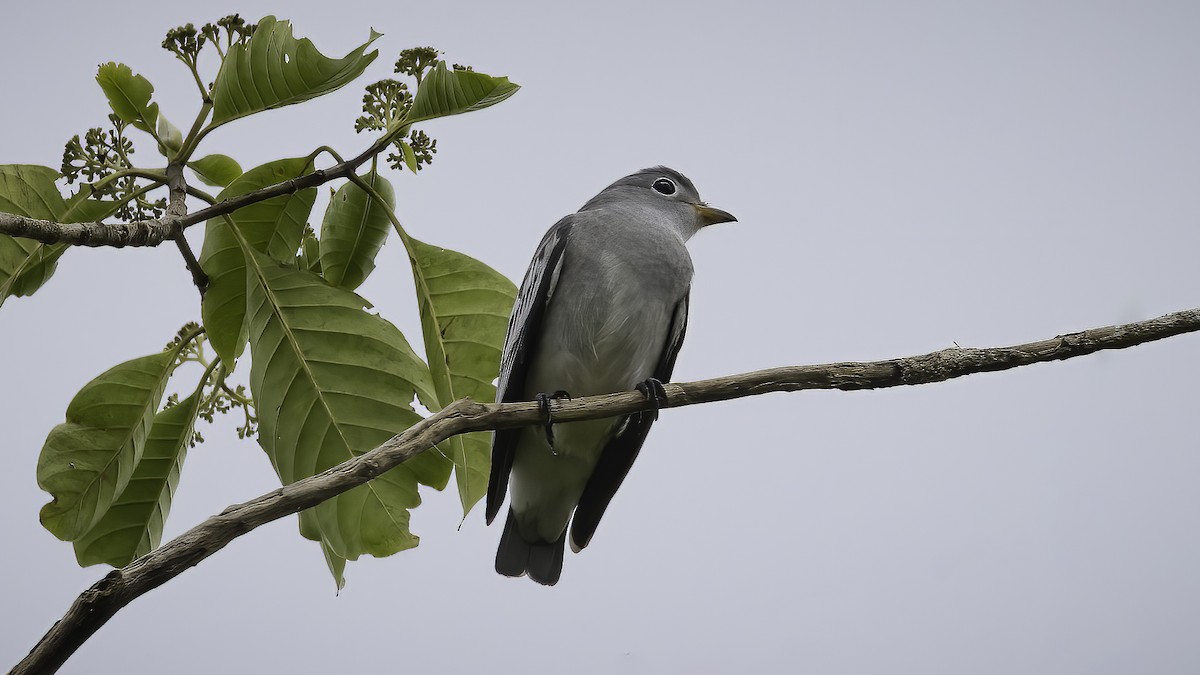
{"left": 635, "top": 378, "right": 669, "bottom": 422}
{"left": 535, "top": 390, "right": 572, "bottom": 455}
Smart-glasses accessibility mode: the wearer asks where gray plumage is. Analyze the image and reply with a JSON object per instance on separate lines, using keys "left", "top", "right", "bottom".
{"left": 486, "top": 167, "right": 735, "bottom": 585}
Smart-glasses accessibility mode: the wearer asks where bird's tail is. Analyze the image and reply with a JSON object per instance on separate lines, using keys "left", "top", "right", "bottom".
{"left": 495, "top": 508, "right": 566, "bottom": 586}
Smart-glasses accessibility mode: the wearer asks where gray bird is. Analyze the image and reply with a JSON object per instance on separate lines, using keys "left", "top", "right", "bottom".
{"left": 486, "top": 166, "right": 736, "bottom": 585}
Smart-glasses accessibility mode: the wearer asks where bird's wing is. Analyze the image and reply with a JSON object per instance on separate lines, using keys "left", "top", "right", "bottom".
{"left": 485, "top": 215, "right": 575, "bottom": 525}
{"left": 569, "top": 293, "right": 690, "bottom": 552}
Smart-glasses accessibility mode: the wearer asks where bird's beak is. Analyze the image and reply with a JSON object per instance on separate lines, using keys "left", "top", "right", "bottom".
{"left": 694, "top": 203, "right": 737, "bottom": 227}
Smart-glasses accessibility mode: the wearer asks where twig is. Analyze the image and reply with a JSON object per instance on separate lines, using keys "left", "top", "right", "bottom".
{"left": 0, "top": 135, "right": 398, "bottom": 249}
{"left": 10, "top": 307, "right": 1200, "bottom": 675}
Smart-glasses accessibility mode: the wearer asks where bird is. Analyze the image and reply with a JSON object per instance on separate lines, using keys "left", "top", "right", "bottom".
{"left": 485, "top": 166, "right": 736, "bottom": 585}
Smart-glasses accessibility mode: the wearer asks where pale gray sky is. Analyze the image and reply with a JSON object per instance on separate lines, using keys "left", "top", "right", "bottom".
{"left": 2, "top": 1, "right": 1199, "bottom": 673}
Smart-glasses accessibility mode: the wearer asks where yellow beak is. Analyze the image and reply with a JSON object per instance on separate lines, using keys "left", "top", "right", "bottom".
{"left": 695, "top": 204, "right": 738, "bottom": 227}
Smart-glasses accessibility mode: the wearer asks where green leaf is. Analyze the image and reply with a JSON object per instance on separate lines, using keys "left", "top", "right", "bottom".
{"left": 0, "top": 239, "right": 66, "bottom": 309}
{"left": 405, "top": 236, "right": 517, "bottom": 514}
{"left": 0, "top": 165, "right": 68, "bottom": 219}
{"left": 400, "top": 142, "right": 418, "bottom": 174}
{"left": 210, "top": 16, "right": 381, "bottom": 128}
{"left": 320, "top": 540, "right": 348, "bottom": 590}
{"left": 241, "top": 248, "right": 451, "bottom": 578}
{"left": 294, "top": 226, "right": 322, "bottom": 275}
{"left": 318, "top": 172, "right": 393, "bottom": 291}
{"left": 155, "top": 112, "right": 183, "bottom": 158}
{"left": 199, "top": 156, "right": 316, "bottom": 365}
{"left": 72, "top": 392, "right": 200, "bottom": 567}
{"left": 63, "top": 190, "right": 123, "bottom": 223}
{"left": 399, "top": 61, "right": 520, "bottom": 128}
{"left": 37, "top": 349, "right": 182, "bottom": 541}
{"left": 0, "top": 165, "right": 69, "bottom": 309}
{"left": 95, "top": 62, "right": 160, "bottom": 137}
{"left": 300, "top": 510, "right": 346, "bottom": 590}
{"left": 188, "top": 154, "right": 243, "bottom": 188}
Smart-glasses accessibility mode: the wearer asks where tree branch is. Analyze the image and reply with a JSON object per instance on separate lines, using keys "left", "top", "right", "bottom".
{"left": 11, "top": 307, "right": 1200, "bottom": 675}
{"left": 164, "top": 164, "right": 208, "bottom": 296}
{"left": 0, "top": 135, "right": 396, "bottom": 249}
{"left": 0, "top": 212, "right": 166, "bottom": 248}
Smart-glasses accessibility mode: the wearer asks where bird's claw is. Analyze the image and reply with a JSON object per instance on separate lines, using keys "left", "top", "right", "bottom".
{"left": 635, "top": 378, "right": 668, "bottom": 422}
{"left": 536, "top": 390, "right": 572, "bottom": 455}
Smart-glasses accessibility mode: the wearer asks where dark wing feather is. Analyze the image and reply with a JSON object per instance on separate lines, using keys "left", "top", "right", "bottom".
{"left": 485, "top": 216, "right": 575, "bottom": 525}
{"left": 569, "top": 294, "right": 690, "bottom": 551}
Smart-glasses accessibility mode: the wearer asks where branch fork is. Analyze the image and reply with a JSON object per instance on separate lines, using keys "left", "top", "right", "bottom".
{"left": 0, "top": 136, "right": 396, "bottom": 252}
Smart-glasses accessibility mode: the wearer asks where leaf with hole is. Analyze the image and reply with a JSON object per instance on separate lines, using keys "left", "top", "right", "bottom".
{"left": 210, "top": 16, "right": 381, "bottom": 128}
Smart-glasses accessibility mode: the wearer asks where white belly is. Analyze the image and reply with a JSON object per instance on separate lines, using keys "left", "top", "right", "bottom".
{"left": 507, "top": 418, "right": 617, "bottom": 541}
{"left": 508, "top": 285, "right": 672, "bottom": 541}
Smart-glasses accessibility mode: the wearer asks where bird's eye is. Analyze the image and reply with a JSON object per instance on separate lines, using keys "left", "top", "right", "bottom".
{"left": 651, "top": 178, "right": 677, "bottom": 196}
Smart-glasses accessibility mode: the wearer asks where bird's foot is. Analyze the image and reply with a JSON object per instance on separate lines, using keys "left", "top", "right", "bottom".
{"left": 535, "top": 390, "right": 572, "bottom": 455}
{"left": 635, "top": 378, "right": 669, "bottom": 422}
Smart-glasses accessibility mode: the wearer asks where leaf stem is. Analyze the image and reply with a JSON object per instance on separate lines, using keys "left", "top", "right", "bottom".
{"left": 185, "top": 185, "right": 217, "bottom": 204}
{"left": 219, "top": 380, "right": 251, "bottom": 407}
{"left": 199, "top": 361, "right": 226, "bottom": 409}
{"left": 187, "top": 62, "right": 211, "bottom": 104}
{"left": 173, "top": 324, "right": 207, "bottom": 361}
{"left": 177, "top": 101, "right": 214, "bottom": 164}
{"left": 198, "top": 358, "right": 222, "bottom": 397}
{"left": 312, "top": 146, "right": 345, "bottom": 164}
{"left": 59, "top": 179, "right": 163, "bottom": 223}
{"left": 88, "top": 168, "right": 164, "bottom": 194}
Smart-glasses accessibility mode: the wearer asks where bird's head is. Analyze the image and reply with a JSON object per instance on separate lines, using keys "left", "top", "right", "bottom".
{"left": 581, "top": 166, "right": 737, "bottom": 240}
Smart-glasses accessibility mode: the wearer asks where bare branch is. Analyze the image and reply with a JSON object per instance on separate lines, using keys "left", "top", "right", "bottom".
{"left": 171, "top": 234, "right": 206, "bottom": 293}
{"left": 11, "top": 307, "right": 1200, "bottom": 675}
{"left": 164, "top": 164, "right": 208, "bottom": 296}
{"left": 0, "top": 212, "right": 169, "bottom": 247}
{"left": 0, "top": 135, "right": 395, "bottom": 249}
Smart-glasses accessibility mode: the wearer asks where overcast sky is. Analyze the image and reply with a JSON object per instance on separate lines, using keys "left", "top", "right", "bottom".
{"left": 2, "top": 1, "right": 1199, "bottom": 673}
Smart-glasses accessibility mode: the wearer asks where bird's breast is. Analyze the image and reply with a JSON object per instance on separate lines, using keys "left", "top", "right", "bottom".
{"left": 524, "top": 222, "right": 691, "bottom": 398}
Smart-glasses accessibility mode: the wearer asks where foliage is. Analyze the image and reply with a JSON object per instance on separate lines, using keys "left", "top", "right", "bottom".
{"left": 0, "top": 14, "right": 518, "bottom": 586}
